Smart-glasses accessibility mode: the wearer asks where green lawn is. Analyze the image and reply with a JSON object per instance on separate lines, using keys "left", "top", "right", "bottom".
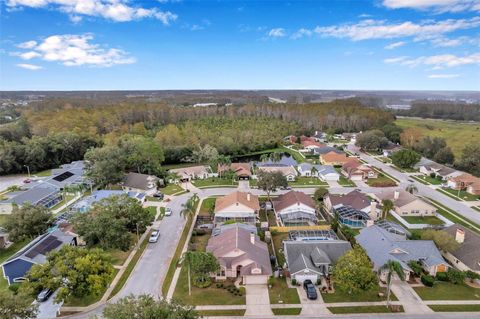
{"left": 159, "top": 183, "right": 184, "bottom": 195}
{"left": 145, "top": 196, "right": 162, "bottom": 202}
{"left": 414, "top": 282, "right": 480, "bottom": 300}
{"left": 145, "top": 206, "right": 158, "bottom": 220}
{"left": 414, "top": 175, "right": 443, "bottom": 185}
{"left": 199, "top": 197, "right": 216, "bottom": 216}
{"left": 322, "top": 286, "right": 396, "bottom": 303}
{"left": 34, "top": 169, "right": 52, "bottom": 177}
{"left": 0, "top": 238, "right": 31, "bottom": 264}
{"left": 271, "top": 232, "right": 289, "bottom": 267}
{"left": 427, "top": 198, "right": 480, "bottom": 234}
{"left": 107, "top": 246, "right": 133, "bottom": 266}
{"left": 272, "top": 308, "right": 302, "bottom": 315}
{"left": 269, "top": 277, "right": 300, "bottom": 304}
{"left": 249, "top": 179, "right": 258, "bottom": 187}
{"left": 328, "top": 306, "right": 403, "bottom": 314}
{"left": 173, "top": 266, "right": 246, "bottom": 305}
{"left": 0, "top": 214, "right": 8, "bottom": 226}
{"left": 441, "top": 188, "right": 480, "bottom": 201}
{"left": 190, "top": 230, "right": 211, "bottom": 252}
{"left": 429, "top": 304, "right": 480, "bottom": 312}
{"left": 191, "top": 177, "right": 238, "bottom": 188}
{"left": 289, "top": 177, "right": 328, "bottom": 187}
{"left": 366, "top": 175, "right": 398, "bottom": 187}
{"left": 395, "top": 117, "right": 480, "bottom": 157}
{"left": 108, "top": 231, "right": 151, "bottom": 298}
{"left": 402, "top": 215, "right": 445, "bottom": 226}
{"left": 197, "top": 309, "right": 246, "bottom": 316}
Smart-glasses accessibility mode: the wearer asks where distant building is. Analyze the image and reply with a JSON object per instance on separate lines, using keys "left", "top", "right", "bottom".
{"left": 169, "top": 165, "right": 211, "bottom": 181}
{"left": 214, "top": 191, "right": 260, "bottom": 225}
{"left": 218, "top": 163, "right": 252, "bottom": 180}
{"left": 122, "top": 172, "right": 158, "bottom": 195}
{"left": 256, "top": 165, "right": 297, "bottom": 181}
{"left": 71, "top": 190, "right": 145, "bottom": 213}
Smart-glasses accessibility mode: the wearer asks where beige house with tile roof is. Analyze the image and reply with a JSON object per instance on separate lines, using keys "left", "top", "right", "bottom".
{"left": 207, "top": 226, "right": 272, "bottom": 285}
{"left": 373, "top": 190, "right": 436, "bottom": 217}
{"left": 214, "top": 191, "right": 260, "bottom": 225}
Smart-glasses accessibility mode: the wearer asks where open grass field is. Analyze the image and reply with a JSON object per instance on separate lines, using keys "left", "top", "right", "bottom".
{"left": 395, "top": 117, "right": 480, "bottom": 157}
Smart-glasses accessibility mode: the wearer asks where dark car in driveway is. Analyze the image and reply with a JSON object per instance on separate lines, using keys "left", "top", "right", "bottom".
{"left": 303, "top": 279, "right": 318, "bottom": 300}
{"left": 36, "top": 288, "right": 53, "bottom": 302}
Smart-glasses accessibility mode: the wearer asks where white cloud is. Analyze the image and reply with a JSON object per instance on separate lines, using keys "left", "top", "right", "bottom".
{"left": 428, "top": 73, "right": 460, "bottom": 78}
{"left": 268, "top": 28, "right": 286, "bottom": 38}
{"left": 16, "top": 63, "right": 43, "bottom": 70}
{"left": 16, "top": 40, "right": 37, "bottom": 49}
{"left": 382, "top": 0, "right": 480, "bottom": 13}
{"left": 312, "top": 17, "right": 480, "bottom": 41}
{"left": 385, "top": 41, "right": 406, "bottom": 49}
{"left": 6, "top": 0, "right": 178, "bottom": 24}
{"left": 291, "top": 28, "right": 313, "bottom": 39}
{"left": 384, "top": 53, "right": 480, "bottom": 68}
{"left": 13, "top": 34, "right": 136, "bottom": 67}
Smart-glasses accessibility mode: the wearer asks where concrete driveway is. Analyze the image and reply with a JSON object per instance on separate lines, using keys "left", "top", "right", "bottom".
{"left": 245, "top": 284, "right": 273, "bottom": 316}
{"left": 35, "top": 290, "right": 63, "bottom": 319}
{"left": 297, "top": 285, "right": 330, "bottom": 315}
{"left": 0, "top": 174, "right": 27, "bottom": 192}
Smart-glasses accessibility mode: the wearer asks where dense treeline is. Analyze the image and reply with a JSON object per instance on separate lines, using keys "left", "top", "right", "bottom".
{"left": 23, "top": 99, "right": 394, "bottom": 137}
{"left": 0, "top": 99, "right": 394, "bottom": 175}
{"left": 398, "top": 101, "right": 480, "bottom": 121}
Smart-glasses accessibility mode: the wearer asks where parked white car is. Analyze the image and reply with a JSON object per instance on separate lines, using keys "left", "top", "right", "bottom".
{"left": 149, "top": 230, "right": 160, "bottom": 243}
{"left": 165, "top": 207, "right": 172, "bottom": 216}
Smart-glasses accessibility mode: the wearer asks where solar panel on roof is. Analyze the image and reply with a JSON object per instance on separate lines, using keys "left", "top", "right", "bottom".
{"left": 24, "top": 236, "right": 62, "bottom": 259}
{"left": 53, "top": 171, "right": 74, "bottom": 182}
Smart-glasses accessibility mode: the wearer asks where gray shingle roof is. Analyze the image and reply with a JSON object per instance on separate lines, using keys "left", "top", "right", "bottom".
{"left": 4, "top": 185, "right": 59, "bottom": 206}
{"left": 356, "top": 225, "right": 447, "bottom": 272}
{"left": 284, "top": 240, "right": 351, "bottom": 275}
{"left": 444, "top": 224, "right": 480, "bottom": 271}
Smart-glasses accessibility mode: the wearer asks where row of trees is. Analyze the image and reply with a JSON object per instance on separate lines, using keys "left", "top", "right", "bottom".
{"left": 398, "top": 101, "right": 480, "bottom": 122}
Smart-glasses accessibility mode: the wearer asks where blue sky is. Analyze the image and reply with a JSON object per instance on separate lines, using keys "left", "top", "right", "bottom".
{"left": 1, "top": 0, "right": 479, "bottom": 91}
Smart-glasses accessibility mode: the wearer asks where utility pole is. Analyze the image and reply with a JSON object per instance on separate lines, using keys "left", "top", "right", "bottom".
{"left": 136, "top": 223, "right": 140, "bottom": 248}
{"left": 24, "top": 165, "right": 30, "bottom": 178}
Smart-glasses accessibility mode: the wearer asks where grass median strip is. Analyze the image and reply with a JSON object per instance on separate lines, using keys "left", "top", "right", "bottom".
{"left": 196, "top": 309, "right": 246, "bottom": 316}
{"left": 108, "top": 230, "right": 152, "bottom": 299}
{"left": 429, "top": 304, "right": 480, "bottom": 312}
{"left": 426, "top": 198, "right": 480, "bottom": 234}
{"left": 327, "top": 305, "right": 404, "bottom": 314}
{"left": 272, "top": 308, "right": 302, "bottom": 315}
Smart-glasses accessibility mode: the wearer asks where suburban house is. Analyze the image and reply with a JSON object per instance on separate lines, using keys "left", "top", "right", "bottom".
{"left": 1, "top": 229, "right": 76, "bottom": 285}
{"left": 0, "top": 184, "right": 63, "bottom": 214}
{"left": 341, "top": 160, "right": 378, "bottom": 181}
{"left": 169, "top": 165, "right": 211, "bottom": 182}
{"left": 312, "top": 131, "right": 327, "bottom": 142}
{"left": 382, "top": 142, "right": 402, "bottom": 157}
{"left": 273, "top": 191, "right": 317, "bottom": 226}
{"left": 257, "top": 165, "right": 298, "bottom": 181}
{"left": 356, "top": 225, "right": 449, "bottom": 281}
{"left": 447, "top": 173, "right": 480, "bottom": 195}
{"left": 206, "top": 226, "right": 272, "bottom": 285}
{"left": 301, "top": 139, "right": 325, "bottom": 149}
{"left": 218, "top": 163, "right": 252, "bottom": 180}
{"left": 283, "top": 240, "right": 351, "bottom": 284}
{"left": 341, "top": 132, "right": 357, "bottom": 142}
{"left": 71, "top": 190, "right": 145, "bottom": 213}
{"left": 443, "top": 224, "right": 480, "bottom": 274}
{"left": 373, "top": 190, "right": 437, "bottom": 217}
{"left": 122, "top": 172, "right": 158, "bottom": 195}
{"left": 419, "top": 163, "right": 462, "bottom": 180}
{"left": 324, "top": 190, "right": 378, "bottom": 228}
{"left": 312, "top": 146, "right": 342, "bottom": 156}
{"left": 0, "top": 160, "right": 88, "bottom": 214}
{"left": 297, "top": 163, "right": 339, "bottom": 181}
{"left": 320, "top": 151, "right": 353, "bottom": 166}
{"left": 214, "top": 191, "right": 260, "bottom": 225}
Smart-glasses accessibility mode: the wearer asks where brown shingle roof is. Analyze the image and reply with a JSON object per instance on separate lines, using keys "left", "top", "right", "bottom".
{"left": 273, "top": 190, "right": 315, "bottom": 212}
{"left": 328, "top": 190, "right": 371, "bottom": 210}
{"left": 214, "top": 191, "right": 260, "bottom": 213}
{"left": 320, "top": 151, "right": 352, "bottom": 164}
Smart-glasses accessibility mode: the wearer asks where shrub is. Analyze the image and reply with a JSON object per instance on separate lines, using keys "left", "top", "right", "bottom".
{"left": 192, "top": 274, "right": 212, "bottom": 288}
{"left": 193, "top": 228, "right": 206, "bottom": 236}
{"left": 430, "top": 172, "right": 436, "bottom": 178}
{"left": 8, "top": 283, "right": 20, "bottom": 294}
{"left": 446, "top": 268, "right": 466, "bottom": 285}
{"left": 465, "top": 270, "right": 480, "bottom": 282}
{"left": 436, "top": 272, "right": 448, "bottom": 282}
{"left": 408, "top": 261, "right": 423, "bottom": 277}
{"left": 421, "top": 275, "right": 435, "bottom": 287}
{"left": 291, "top": 279, "right": 297, "bottom": 286}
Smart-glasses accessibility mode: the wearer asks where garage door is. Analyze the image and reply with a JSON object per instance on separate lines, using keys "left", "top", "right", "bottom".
{"left": 294, "top": 274, "right": 318, "bottom": 284}
{"left": 244, "top": 275, "right": 268, "bottom": 285}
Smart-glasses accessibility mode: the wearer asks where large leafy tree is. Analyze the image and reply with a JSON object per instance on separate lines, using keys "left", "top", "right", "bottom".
{"left": 0, "top": 290, "right": 38, "bottom": 319}
{"left": 183, "top": 251, "right": 219, "bottom": 294}
{"left": 257, "top": 170, "right": 288, "bottom": 202}
{"left": 190, "top": 144, "right": 219, "bottom": 164}
{"left": 26, "top": 245, "right": 114, "bottom": 302}
{"left": 355, "top": 130, "right": 389, "bottom": 151}
{"left": 381, "top": 123, "right": 403, "bottom": 144}
{"left": 4, "top": 204, "right": 53, "bottom": 242}
{"left": 332, "top": 246, "right": 378, "bottom": 295}
{"left": 421, "top": 229, "right": 460, "bottom": 252}
{"left": 73, "top": 195, "right": 153, "bottom": 251}
{"left": 391, "top": 149, "right": 421, "bottom": 169}
{"left": 84, "top": 145, "right": 127, "bottom": 187}
{"left": 102, "top": 294, "right": 199, "bottom": 319}
{"left": 380, "top": 260, "right": 405, "bottom": 307}
{"left": 455, "top": 142, "right": 480, "bottom": 176}
{"left": 117, "top": 135, "right": 164, "bottom": 175}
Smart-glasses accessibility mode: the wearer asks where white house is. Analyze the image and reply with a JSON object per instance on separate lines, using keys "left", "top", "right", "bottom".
{"left": 257, "top": 165, "right": 297, "bottom": 181}
{"left": 297, "top": 163, "right": 339, "bottom": 181}
{"left": 273, "top": 191, "right": 317, "bottom": 226}
{"left": 214, "top": 191, "right": 260, "bottom": 225}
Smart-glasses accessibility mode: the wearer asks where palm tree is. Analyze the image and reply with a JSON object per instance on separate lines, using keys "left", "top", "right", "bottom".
{"left": 180, "top": 193, "right": 199, "bottom": 220}
{"left": 406, "top": 183, "right": 418, "bottom": 194}
{"left": 259, "top": 153, "right": 270, "bottom": 163}
{"left": 381, "top": 199, "right": 394, "bottom": 220}
{"left": 181, "top": 251, "right": 195, "bottom": 296}
{"left": 380, "top": 260, "right": 405, "bottom": 307}
{"left": 271, "top": 152, "right": 282, "bottom": 163}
